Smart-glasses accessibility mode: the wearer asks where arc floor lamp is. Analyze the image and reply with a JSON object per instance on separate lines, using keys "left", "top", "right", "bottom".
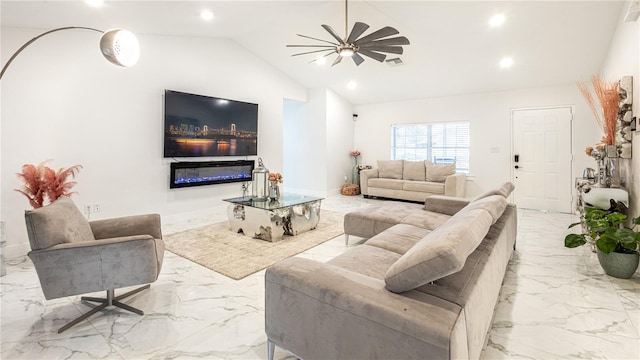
{"left": 0, "top": 26, "right": 140, "bottom": 80}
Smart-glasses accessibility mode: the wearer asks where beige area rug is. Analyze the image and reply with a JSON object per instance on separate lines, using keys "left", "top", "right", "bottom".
{"left": 164, "top": 209, "right": 344, "bottom": 280}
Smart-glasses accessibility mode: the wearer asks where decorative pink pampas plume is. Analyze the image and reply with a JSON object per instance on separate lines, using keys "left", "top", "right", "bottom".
{"left": 43, "top": 164, "right": 83, "bottom": 203}
{"left": 578, "top": 74, "right": 619, "bottom": 146}
{"left": 15, "top": 161, "right": 83, "bottom": 208}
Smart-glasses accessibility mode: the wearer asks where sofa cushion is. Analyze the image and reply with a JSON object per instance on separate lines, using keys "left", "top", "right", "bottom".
{"left": 24, "top": 197, "right": 95, "bottom": 250}
{"left": 343, "top": 203, "right": 424, "bottom": 238}
{"left": 402, "top": 161, "right": 426, "bottom": 181}
{"left": 472, "top": 182, "right": 515, "bottom": 201}
{"left": 399, "top": 210, "right": 452, "bottom": 231}
{"left": 403, "top": 181, "right": 445, "bottom": 194}
{"left": 369, "top": 178, "right": 404, "bottom": 190}
{"left": 426, "top": 162, "right": 456, "bottom": 182}
{"left": 423, "top": 196, "right": 470, "bottom": 215}
{"left": 328, "top": 244, "right": 401, "bottom": 280}
{"left": 384, "top": 208, "right": 494, "bottom": 293}
{"left": 378, "top": 160, "right": 403, "bottom": 179}
{"left": 365, "top": 224, "right": 432, "bottom": 255}
{"left": 460, "top": 195, "right": 507, "bottom": 224}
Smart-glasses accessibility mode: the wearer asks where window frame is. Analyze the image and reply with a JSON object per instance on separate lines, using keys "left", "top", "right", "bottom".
{"left": 390, "top": 121, "right": 470, "bottom": 173}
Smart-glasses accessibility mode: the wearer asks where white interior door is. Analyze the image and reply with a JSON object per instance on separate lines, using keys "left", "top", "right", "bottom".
{"left": 512, "top": 107, "right": 572, "bottom": 213}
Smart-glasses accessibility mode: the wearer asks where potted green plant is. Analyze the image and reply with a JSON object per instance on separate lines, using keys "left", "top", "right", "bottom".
{"left": 565, "top": 208, "right": 640, "bottom": 278}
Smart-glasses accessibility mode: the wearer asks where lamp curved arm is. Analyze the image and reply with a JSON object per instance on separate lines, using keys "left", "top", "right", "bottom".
{"left": 1, "top": 26, "right": 140, "bottom": 80}
{"left": 0, "top": 27, "right": 102, "bottom": 80}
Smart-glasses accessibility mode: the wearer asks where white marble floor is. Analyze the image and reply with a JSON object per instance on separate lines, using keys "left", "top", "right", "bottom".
{"left": 1, "top": 196, "right": 639, "bottom": 359}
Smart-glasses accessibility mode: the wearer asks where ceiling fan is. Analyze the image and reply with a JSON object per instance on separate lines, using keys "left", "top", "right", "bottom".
{"left": 286, "top": 0, "right": 410, "bottom": 66}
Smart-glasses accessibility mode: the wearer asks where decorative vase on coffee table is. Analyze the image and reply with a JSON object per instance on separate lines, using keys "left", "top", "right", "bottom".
{"left": 269, "top": 180, "right": 280, "bottom": 200}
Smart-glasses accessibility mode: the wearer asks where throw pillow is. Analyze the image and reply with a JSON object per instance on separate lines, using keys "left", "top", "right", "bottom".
{"left": 24, "top": 197, "right": 95, "bottom": 250}
{"left": 378, "top": 160, "right": 403, "bottom": 179}
{"left": 384, "top": 208, "right": 493, "bottom": 293}
{"left": 426, "top": 162, "right": 456, "bottom": 182}
{"left": 402, "top": 160, "right": 426, "bottom": 181}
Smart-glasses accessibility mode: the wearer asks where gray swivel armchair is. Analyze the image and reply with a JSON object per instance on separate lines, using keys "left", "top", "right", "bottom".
{"left": 24, "top": 197, "right": 165, "bottom": 333}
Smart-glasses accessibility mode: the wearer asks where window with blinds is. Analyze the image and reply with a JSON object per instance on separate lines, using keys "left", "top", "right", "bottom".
{"left": 391, "top": 121, "right": 470, "bottom": 173}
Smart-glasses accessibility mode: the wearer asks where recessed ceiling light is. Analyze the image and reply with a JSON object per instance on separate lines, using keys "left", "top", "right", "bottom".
{"left": 200, "top": 9, "right": 214, "bottom": 21}
{"left": 316, "top": 56, "right": 326, "bottom": 66}
{"left": 84, "top": 0, "right": 104, "bottom": 8}
{"left": 489, "top": 13, "right": 506, "bottom": 27}
{"left": 347, "top": 81, "right": 357, "bottom": 90}
{"left": 499, "top": 57, "right": 514, "bottom": 69}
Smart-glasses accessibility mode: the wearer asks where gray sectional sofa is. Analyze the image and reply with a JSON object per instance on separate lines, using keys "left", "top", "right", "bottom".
{"left": 265, "top": 183, "right": 516, "bottom": 360}
{"left": 361, "top": 159, "right": 466, "bottom": 202}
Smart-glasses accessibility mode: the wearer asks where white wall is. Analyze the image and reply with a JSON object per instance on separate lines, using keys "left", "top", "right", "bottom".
{"left": 325, "top": 89, "right": 355, "bottom": 194}
{"left": 1, "top": 28, "right": 307, "bottom": 258}
{"left": 282, "top": 88, "right": 354, "bottom": 196}
{"left": 283, "top": 98, "right": 305, "bottom": 191}
{"left": 354, "top": 84, "right": 601, "bottom": 199}
{"left": 600, "top": 6, "right": 640, "bottom": 218}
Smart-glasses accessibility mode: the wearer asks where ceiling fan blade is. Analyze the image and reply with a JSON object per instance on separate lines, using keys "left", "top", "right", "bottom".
{"left": 354, "top": 26, "right": 399, "bottom": 44}
{"left": 360, "top": 45, "right": 404, "bottom": 55}
{"left": 358, "top": 49, "right": 387, "bottom": 62}
{"left": 352, "top": 52, "right": 365, "bottom": 66}
{"left": 308, "top": 50, "right": 340, "bottom": 64}
{"left": 292, "top": 48, "right": 338, "bottom": 57}
{"left": 331, "top": 55, "right": 343, "bottom": 66}
{"left": 296, "top": 33, "right": 339, "bottom": 45}
{"left": 357, "top": 36, "right": 410, "bottom": 47}
{"left": 346, "top": 22, "right": 370, "bottom": 44}
{"left": 322, "top": 24, "right": 346, "bottom": 44}
{"left": 287, "top": 45, "right": 336, "bottom": 48}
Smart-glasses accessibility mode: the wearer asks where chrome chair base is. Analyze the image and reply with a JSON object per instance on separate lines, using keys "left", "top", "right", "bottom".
{"left": 57, "top": 284, "right": 150, "bottom": 333}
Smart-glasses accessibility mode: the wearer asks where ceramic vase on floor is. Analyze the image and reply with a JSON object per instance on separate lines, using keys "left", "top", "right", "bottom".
{"left": 352, "top": 157, "right": 360, "bottom": 185}
{"left": 597, "top": 249, "right": 639, "bottom": 279}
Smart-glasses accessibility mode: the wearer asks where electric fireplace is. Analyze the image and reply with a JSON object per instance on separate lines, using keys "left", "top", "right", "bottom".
{"left": 170, "top": 160, "right": 254, "bottom": 189}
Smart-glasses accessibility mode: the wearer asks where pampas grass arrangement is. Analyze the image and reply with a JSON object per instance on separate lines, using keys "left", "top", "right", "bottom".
{"left": 15, "top": 161, "right": 82, "bottom": 208}
{"left": 578, "top": 74, "right": 619, "bottom": 146}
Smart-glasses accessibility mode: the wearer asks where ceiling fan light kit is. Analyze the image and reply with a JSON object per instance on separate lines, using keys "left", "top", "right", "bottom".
{"left": 287, "top": 0, "right": 410, "bottom": 66}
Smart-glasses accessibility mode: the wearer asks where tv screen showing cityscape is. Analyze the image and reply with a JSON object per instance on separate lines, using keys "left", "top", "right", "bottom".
{"left": 163, "top": 90, "right": 258, "bottom": 157}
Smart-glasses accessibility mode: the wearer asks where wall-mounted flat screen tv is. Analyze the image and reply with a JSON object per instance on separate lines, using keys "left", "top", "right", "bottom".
{"left": 164, "top": 90, "right": 258, "bottom": 157}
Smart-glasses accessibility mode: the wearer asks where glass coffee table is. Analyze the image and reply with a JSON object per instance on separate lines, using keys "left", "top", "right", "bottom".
{"left": 223, "top": 194, "right": 324, "bottom": 242}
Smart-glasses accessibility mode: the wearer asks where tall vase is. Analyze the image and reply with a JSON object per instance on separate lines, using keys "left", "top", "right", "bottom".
{"left": 269, "top": 180, "right": 280, "bottom": 200}
{"left": 605, "top": 145, "right": 621, "bottom": 188}
{"left": 352, "top": 157, "right": 360, "bottom": 185}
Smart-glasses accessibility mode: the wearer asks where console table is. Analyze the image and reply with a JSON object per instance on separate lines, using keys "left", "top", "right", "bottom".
{"left": 223, "top": 194, "right": 323, "bottom": 242}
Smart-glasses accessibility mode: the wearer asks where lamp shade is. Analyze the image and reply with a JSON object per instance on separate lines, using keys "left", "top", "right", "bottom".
{"left": 100, "top": 29, "right": 140, "bottom": 67}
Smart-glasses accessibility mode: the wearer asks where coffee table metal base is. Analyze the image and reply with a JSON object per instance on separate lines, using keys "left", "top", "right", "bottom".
{"left": 227, "top": 200, "right": 322, "bottom": 242}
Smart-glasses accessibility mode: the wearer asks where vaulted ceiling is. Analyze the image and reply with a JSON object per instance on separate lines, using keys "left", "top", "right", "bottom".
{"left": 1, "top": 1, "right": 625, "bottom": 105}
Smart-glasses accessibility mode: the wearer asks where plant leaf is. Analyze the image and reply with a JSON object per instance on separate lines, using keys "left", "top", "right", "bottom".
{"left": 565, "top": 234, "right": 587, "bottom": 248}
{"left": 596, "top": 236, "right": 617, "bottom": 254}
{"left": 567, "top": 222, "right": 582, "bottom": 229}
{"left": 605, "top": 212, "right": 627, "bottom": 226}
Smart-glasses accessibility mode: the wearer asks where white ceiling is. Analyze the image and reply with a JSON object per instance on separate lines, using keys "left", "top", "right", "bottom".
{"left": 1, "top": 1, "right": 626, "bottom": 105}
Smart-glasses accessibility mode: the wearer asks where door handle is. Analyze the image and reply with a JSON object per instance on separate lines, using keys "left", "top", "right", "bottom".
{"left": 515, "top": 165, "right": 520, "bottom": 169}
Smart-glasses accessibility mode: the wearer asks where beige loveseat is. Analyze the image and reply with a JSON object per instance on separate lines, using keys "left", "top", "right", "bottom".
{"left": 265, "top": 183, "right": 516, "bottom": 360}
{"left": 361, "top": 159, "right": 466, "bottom": 202}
